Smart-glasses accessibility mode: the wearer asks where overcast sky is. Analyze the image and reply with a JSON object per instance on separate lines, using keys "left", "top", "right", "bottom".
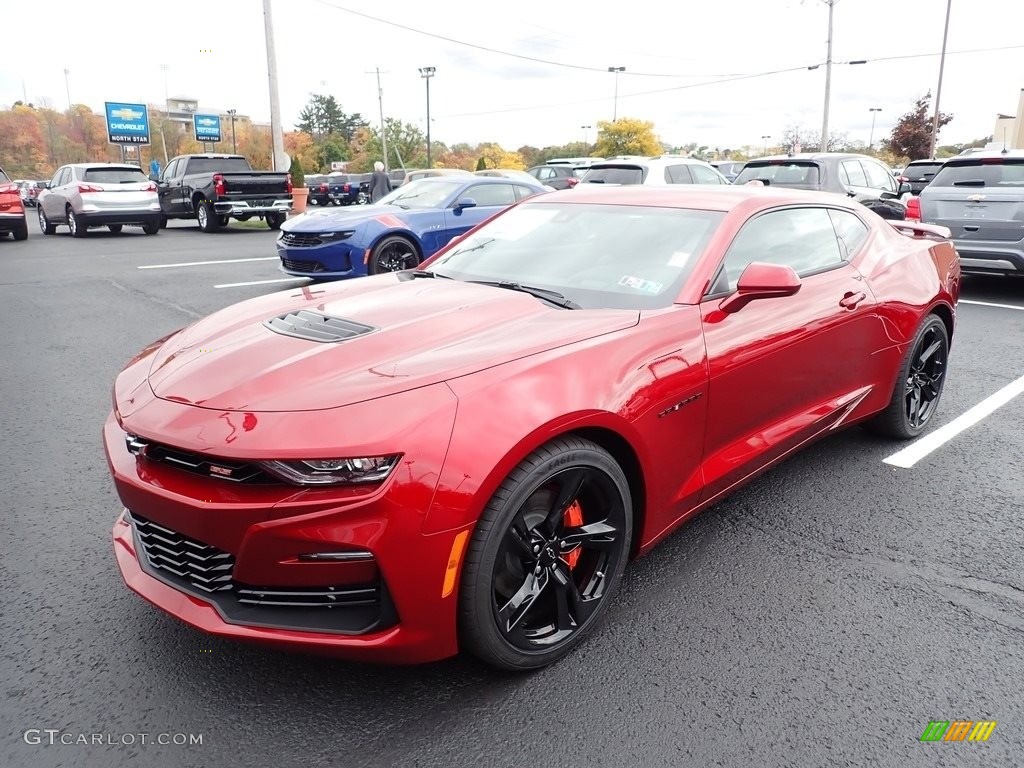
{"left": 4, "top": 0, "right": 1022, "bottom": 151}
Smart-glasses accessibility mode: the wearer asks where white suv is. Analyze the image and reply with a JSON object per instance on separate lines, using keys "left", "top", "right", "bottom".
{"left": 577, "top": 156, "right": 730, "bottom": 186}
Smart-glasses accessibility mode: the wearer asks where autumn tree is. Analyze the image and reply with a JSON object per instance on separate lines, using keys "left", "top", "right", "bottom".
{"left": 348, "top": 119, "right": 427, "bottom": 171}
{"left": 593, "top": 119, "right": 661, "bottom": 158}
{"left": 475, "top": 142, "right": 526, "bottom": 170}
{"left": 296, "top": 94, "right": 367, "bottom": 141}
{"left": 884, "top": 92, "right": 952, "bottom": 161}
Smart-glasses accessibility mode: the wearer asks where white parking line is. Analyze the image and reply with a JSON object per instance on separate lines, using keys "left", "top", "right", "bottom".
{"left": 960, "top": 299, "right": 1024, "bottom": 312}
{"left": 883, "top": 374, "right": 1024, "bottom": 468}
{"left": 214, "top": 277, "right": 312, "bottom": 289}
{"left": 138, "top": 256, "right": 279, "bottom": 270}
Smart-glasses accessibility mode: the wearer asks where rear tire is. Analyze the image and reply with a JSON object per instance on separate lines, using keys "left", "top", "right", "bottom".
{"left": 866, "top": 314, "right": 949, "bottom": 439}
{"left": 67, "top": 208, "right": 87, "bottom": 238}
{"left": 266, "top": 212, "right": 285, "bottom": 230}
{"left": 197, "top": 201, "right": 220, "bottom": 232}
{"left": 142, "top": 218, "right": 160, "bottom": 235}
{"left": 158, "top": 215, "right": 168, "bottom": 229}
{"left": 13, "top": 219, "right": 29, "bottom": 241}
{"left": 107, "top": 224, "right": 122, "bottom": 234}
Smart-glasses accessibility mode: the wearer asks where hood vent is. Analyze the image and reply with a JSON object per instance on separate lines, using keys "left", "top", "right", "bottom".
{"left": 263, "top": 309, "right": 376, "bottom": 343}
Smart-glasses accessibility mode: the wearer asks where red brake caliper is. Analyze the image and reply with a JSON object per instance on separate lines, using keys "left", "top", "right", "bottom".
{"left": 563, "top": 501, "right": 584, "bottom": 569}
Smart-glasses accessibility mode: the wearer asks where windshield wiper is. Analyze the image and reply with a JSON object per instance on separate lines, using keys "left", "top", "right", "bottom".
{"left": 467, "top": 280, "right": 580, "bottom": 309}
{"left": 450, "top": 238, "right": 494, "bottom": 256}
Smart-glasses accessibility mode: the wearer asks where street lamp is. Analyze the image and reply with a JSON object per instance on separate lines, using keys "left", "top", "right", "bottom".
{"left": 867, "top": 107, "right": 882, "bottom": 150}
{"left": 227, "top": 109, "right": 238, "bottom": 153}
{"left": 419, "top": 66, "right": 436, "bottom": 168}
{"left": 63, "top": 68, "right": 71, "bottom": 110}
{"left": 761, "top": 135, "right": 771, "bottom": 155}
{"left": 581, "top": 124, "right": 592, "bottom": 150}
{"left": 608, "top": 66, "right": 625, "bottom": 121}
{"left": 928, "top": 0, "right": 953, "bottom": 159}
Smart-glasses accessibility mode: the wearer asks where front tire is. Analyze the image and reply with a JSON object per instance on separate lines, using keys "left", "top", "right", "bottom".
{"left": 867, "top": 314, "right": 949, "bottom": 439}
{"left": 38, "top": 207, "right": 56, "bottom": 235}
{"left": 368, "top": 235, "right": 418, "bottom": 274}
{"left": 459, "top": 436, "right": 633, "bottom": 671}
{"left": 142, "top": 218, "right": 160, "bottom": 235}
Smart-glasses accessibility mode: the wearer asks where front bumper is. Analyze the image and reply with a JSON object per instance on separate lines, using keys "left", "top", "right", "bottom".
{"left": 103, "top": 382, "right": 467, "bottom": 664}
{"left": 277, "top": 241, "right": 367, "bottom": 280}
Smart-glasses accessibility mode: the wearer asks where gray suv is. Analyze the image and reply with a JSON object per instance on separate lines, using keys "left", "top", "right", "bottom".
{"left": 918, "top": 150, "right": 1024, "bottom": 276}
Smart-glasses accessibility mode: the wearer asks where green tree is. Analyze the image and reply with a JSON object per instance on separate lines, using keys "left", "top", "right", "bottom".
{"left": 475, "top": 156, "right": 487, "bottom": 170}
{"left": 296, "top": 94, "right": 367, "bottom": 141}
{"left": 884, "top": 92, "right": 953, "bottom": 161}
{"left": 593, "top": 119, "right": 661, "bottom": 157}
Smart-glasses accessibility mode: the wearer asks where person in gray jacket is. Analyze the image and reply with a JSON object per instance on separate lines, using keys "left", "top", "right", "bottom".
{"left": 369, "top": 161, "right": 392, "bottom": 203}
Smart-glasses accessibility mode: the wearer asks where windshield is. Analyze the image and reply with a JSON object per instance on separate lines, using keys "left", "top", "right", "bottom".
{"left": 930, "top": 158, "right": 1024, "bottom": 188}
{"left": 580, "top": 166, "right": 647, "bottom": 185}
{"left": 428, "top": 202, "right": 724, "bottom": 310}
{"left": 83, "top": 168, "right": 149, "bottom": 183}
{"left": 734, "top": 161, "right": 821, "bottom": 189}
{"left": 0, "top": 170, "right": 11, "bottom": 184}
{"left": 377, "top": 179, "right": 462, "bottom": 209}
{"left": 184, "top": 157, "right": 253, "bottom": 174}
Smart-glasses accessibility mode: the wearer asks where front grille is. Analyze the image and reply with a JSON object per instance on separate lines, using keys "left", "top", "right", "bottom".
{"left": 280, "top": 232, "right": 323, "bottom": 247}
{"left": 132, "top": 514, "right": 234, "bottom": 593}
{"left": 263, "top": 309, "right": 376, "bottom": 343}
{"left": 125, "top": 434, "right": 277, "bottom": 484}
{"left": 281, "top": 257, "right": 326, "bottom": 273}
{"left": 128, "top": 511, "right": 390, "bottom": 634}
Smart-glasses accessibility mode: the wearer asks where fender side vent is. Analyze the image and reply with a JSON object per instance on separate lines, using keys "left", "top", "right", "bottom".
{"left": 264, "top": 310, "right": 375, "bottom": 343}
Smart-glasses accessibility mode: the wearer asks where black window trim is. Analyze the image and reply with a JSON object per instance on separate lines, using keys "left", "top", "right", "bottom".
{"left": 701, "top": 204, "right": 856, "bottom": 301}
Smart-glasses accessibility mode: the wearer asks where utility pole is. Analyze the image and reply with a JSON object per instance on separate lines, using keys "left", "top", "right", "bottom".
{"left": 929, "top": 0, "right": 953, "bottom": 159}
{"left": 367, "top": 67, "right": 390, "bottom": 174}
{"left": 867, "top": 107, "right": 882, "bottom": 150}
{"left": 608, "top": 66, "right": 625, "bottom": 121}
{"left": 263, "top": 0, "right": 287, "bottom": 172}
{"left": 63, "top": 68, "right": 71, "bottom": 110}
{"left": 419, "top": 67, "right": 436, "bottom": 168}
{"left": 819, "top": 0, "right": 837, "bottom": 152}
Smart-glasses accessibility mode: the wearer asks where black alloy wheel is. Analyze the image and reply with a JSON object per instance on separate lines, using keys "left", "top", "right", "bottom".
{"left": 460, "top": 436, "right": 632, "bottom": 670}
{"left": 867, "top": 314, "right": 949, "bottom": 439}
{"left": 369, "top": 235, "right": 418, "bottom": 274}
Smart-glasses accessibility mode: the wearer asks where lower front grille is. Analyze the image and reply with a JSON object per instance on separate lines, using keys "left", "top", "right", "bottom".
{"left": 127, "top": 512, "right": 394, "bottom": 634}
{"left": 281, "top": 257, "right": 326, "bottom": 273}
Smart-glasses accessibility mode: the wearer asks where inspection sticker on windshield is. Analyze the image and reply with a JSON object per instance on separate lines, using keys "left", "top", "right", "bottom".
{"left": 618, "top": 275, "right": 663, "bottom": 294}
{"left": 667, "top": 251, "right": 691, "bottom": 268}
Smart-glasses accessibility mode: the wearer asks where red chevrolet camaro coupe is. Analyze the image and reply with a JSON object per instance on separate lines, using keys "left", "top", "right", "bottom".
{"left": 106, "top": 186, "right": 960, "bottom": 670}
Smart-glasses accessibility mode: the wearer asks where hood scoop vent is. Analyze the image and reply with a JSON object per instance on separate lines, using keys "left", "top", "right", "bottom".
{"left": 263, "top": 309, "right": 376, "bottom": 343}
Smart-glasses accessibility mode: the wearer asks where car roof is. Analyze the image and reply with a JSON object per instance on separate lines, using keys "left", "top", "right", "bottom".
{"left": 942, "top": 149, "right": 1024, "bottom": 163}
{"left": 532, "top": 184, "right": 861, "bottom": 212}
{"left": 589, "top": 156, "right": 716, "bottom": 168}
{"left": 64, "top": 162, "right": 146, "bottom": 169}
{"left": 747, "top": 153, "right": 877, "bottom": 163}
{"left": 411, "top": 175, "right": 541, "bottom": 186}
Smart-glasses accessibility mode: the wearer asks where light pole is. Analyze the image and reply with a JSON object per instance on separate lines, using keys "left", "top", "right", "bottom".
{"left": 761, "top": 135, "right": 771, "bottom": 155}
{"left": 608, "top": 66, "right": 625, "bottom": 121}
{"left": 227, "top": 109, "right": 238, "bottom": 154}
{"left": 262, "top": 0, "right": 287, "bottom": 172}
{"left": 581, "top": 124, "right": 592, "bottom": 151}
{"left": 867, "top": 107, "right": 882, "bottom": 150}
{"left": 818, "top": 0, "right": 837, "bottom": 152}
{"left": 63, "top": 68, "right": 71, "bottom": 110}
{"left": 929, "top": 0, "right": 953, "bottom": 159}
{"left": 419, "top": 66, "right": 435, "bottom": 168}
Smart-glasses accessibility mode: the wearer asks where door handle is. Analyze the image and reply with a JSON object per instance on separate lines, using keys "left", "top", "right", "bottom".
{"left": 839, "top": 291, "right": 866, "bottom": 310}
{"left": 964, "top": 225, "right": 979, "bottom": 232}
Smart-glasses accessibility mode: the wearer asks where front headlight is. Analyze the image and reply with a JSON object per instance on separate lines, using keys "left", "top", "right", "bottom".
{"left": 320, "top": 230, "right": 354, "bottom": 240}
{"left": 259, "top": 455, "right": 401, "bottom": 486}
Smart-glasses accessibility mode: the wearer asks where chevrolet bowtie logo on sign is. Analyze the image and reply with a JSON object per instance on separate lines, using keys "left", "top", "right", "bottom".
{"left": 197, "top": 117, "right": 217, "bottom": 127}
{"left": 111, "top": 107, "right": 144, "bottom": 121}
{"left": 920, "top": 720, "right": 997, "bottom": 742}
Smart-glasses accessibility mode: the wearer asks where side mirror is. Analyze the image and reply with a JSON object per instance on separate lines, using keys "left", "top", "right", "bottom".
{"left": 453, "top": 197, "right": 477, "bottom": 213}
{"left": 719, "top": 262, "right": 801, "bottom": 314}
{"left": 879, "top": 190, "right": 898, "bottom": 200}
{"left": 897, "top": 182, "right": 912, "bottom": 196}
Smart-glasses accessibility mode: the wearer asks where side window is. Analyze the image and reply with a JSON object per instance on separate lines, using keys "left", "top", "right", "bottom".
{"left": 538, "top": 167, "right": 554, "bottom": 180}
{"left": 161, "top": 159, "right": 178, "bottom": 181}
{"left": 841, "top": 160, "right": 867, "bottom": 188}
{"left": 665, "top": 165, "right": 694, "bottom": 184}
{"left": 828, "top": 209, "right": 869, "bottom": 258}
{"left": 690, "top": 164, "right": 725, "bottom": 185}
{"left": 863, "top": 160, "right": 897, "bottom": 193}
{"left": 714, "top": 208, "right": 844, "bottom": 293}
{"left": 465, "top": 183, "right": 516, "bottom": 207}
{"left": 513, "top": 184, "right": 541, "bottom": 201}
{"left": 57, "top": 167, "right": 71, "bottom": 187}
{"left": 50, "top": 168, "right": 65, "bottom": 188}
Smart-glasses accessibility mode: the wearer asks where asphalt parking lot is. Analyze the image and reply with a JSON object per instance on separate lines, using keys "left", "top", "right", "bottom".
{"left": 2, "top": 220, "right": 1023, "bottom": 768}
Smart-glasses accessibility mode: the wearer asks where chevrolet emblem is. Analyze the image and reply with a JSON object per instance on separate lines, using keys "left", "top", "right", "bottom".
{"left": 967, "top": 194, "right": 986, "bottom": 202}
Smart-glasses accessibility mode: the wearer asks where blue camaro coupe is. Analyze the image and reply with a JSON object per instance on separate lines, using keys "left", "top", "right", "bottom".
{"left": 277, "top": 176, "right": 549, "bottom": 280}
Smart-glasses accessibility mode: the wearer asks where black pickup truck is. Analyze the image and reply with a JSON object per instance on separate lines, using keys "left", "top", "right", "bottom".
{"left": 156, "top": 154, "right": 293, "bottom": 231}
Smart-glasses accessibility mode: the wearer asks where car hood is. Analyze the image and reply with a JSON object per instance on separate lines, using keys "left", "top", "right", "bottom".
{"left": 282, "top": 205, "right": 408, "bottom": 232}
{"left": 147, "top": 276, "right": 639, "bottom": 412}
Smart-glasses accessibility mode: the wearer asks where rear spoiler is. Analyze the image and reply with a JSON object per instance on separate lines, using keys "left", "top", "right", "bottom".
{"left": 890, "top": 221, "right": 951, "bottom": 240}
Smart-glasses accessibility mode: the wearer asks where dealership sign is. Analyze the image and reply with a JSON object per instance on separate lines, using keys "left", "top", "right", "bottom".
{"left": 193, "top": 114, "right": 222, "bottom": 143}
{"left": 104, "top": 102, "right": 150, "bottom": 145}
